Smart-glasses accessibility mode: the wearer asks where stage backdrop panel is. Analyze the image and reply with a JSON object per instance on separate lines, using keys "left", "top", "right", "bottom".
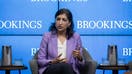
{"left": 0, "top": 0, "right": 58, "bottom": 35}
{"left": 81, "top": 36, "right": 132, "bottom": 74}
{"left": 0, "top": 36, "right": 42, "bottom": 74}
{"left": 1, "top": 0, "right": 132, "bottom": 74}
{"left": 59, "top": 0, "right": 132, "bottom": 35}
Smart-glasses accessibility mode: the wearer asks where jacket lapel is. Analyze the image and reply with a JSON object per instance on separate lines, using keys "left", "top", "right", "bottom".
{"left": 50, "top": 34, "right": 75, "bottom": 60}
{"left": 67, "top": 38, "right": 74, "bottom": 61}
{"left": 51, "top": 34, "right": 58, "bottom": 58}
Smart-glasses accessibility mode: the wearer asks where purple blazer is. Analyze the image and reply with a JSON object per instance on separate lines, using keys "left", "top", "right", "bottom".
{"left": 37, "top": 32, "right": 84, "bottom": 74}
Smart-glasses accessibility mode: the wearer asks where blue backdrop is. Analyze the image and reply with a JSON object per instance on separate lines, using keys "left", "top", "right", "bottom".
{"left": 0, "top": 0, "right": 132, "bottom": 74}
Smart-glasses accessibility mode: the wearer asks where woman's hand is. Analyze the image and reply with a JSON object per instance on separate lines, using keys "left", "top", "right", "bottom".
{"left": 72, "top": 50, "right": 83, "bottom": 61}
{"left": 50, "top": 54, "right": 67, "bottom": 64}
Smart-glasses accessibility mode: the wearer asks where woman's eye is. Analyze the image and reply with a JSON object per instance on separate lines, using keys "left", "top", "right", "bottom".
{"left": 63, "top": 18, "right": 67, "bottom": 21}
{"left": 56, "top": 18, "right": 60, "bottom": 21}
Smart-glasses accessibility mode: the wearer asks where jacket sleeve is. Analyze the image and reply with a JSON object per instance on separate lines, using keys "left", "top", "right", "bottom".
{"left": 75, "top": 34, "right": 85, "bottom": 66}
{"left": 37, "top": 33, "right": 51, "bottom": 67}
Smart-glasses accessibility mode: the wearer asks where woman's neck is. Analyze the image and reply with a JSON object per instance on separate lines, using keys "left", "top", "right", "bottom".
{"left": 57, "top": 31, "right": 67, "bottom": 44}
{"left": 57, "top": 31, "right": 66, "bottom": 37}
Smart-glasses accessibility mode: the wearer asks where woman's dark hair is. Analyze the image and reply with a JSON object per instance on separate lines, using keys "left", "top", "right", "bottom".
{"left": 49, "top": 8, "right": 74, "bottom": 39}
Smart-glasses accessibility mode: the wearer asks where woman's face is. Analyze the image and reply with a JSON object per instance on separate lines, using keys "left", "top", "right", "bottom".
{"left": 55, "top": 13, "right": 71, "bottom": 32}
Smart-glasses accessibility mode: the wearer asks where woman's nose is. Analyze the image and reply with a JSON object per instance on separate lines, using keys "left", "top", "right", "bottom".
{"left": 59, "top": 20, "right": 63, "bottom": 25}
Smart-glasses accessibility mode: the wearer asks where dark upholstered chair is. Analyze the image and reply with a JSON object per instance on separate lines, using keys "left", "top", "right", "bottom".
{"left": 29, "top": 48, "right": 97, "bottom": 74}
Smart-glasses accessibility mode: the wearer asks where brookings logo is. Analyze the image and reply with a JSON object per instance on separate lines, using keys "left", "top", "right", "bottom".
{"left": 0, "top": 20, "right": 42, "bottom": 29}
{"left": 77, "top": 20, "right": 132, "bottom": 29}
{"left": 123, "top": 0, "right": 132, "bottom": 2}
{"left": 31, "top": 0, "right": 88, "bottom": 2}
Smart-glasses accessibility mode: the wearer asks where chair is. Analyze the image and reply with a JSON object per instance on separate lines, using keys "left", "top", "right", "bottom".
{"left": 124, "top": 61, "right": 132, "bottom": 74}
{"left": 29, "top": 47, "right": 97, "bottom": 74}
{"left": 124, "top": 72, "right": 132, "bottom": 74}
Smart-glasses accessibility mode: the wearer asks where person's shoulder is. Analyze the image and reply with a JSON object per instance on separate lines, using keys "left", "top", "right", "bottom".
{"left": 44, "top": 32, "right": 52, "bottom": 35}
{"left": 72, "top": 32, "right": 80, "bottom": 39}
{"left": 42, "top": 32, "right": 52, "bottom": 37}
{"left": 73, "top": 32, "right": 80, "bottom": 36}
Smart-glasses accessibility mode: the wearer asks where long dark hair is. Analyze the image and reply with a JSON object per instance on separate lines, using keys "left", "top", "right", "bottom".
{"left": 49, "top": 8, "right": 74, "bottom": 39}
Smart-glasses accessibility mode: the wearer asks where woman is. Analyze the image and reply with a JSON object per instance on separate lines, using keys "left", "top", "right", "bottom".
{"left": 37, "top": 8, "right": 84, "bottom": 74}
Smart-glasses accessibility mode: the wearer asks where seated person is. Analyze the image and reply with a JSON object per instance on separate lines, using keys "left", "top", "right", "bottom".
{"left": 37, "top": 8, "right": 95, "bottom": 74}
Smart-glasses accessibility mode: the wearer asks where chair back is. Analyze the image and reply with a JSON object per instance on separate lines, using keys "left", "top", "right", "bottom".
{"left": 82, "top": 47, "right": 92, "bottom": 61}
